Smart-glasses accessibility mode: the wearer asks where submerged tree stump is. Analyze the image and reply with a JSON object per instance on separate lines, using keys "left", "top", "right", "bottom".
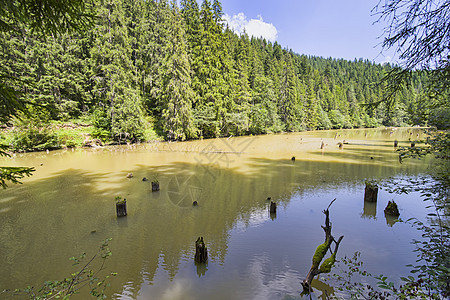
{"left": 152, "top": 181, "right": 160, "bottom": 192}
{"left": 116, "top": 200, "right": 127, "bottom": 217}
{"left": 194, "top": 237, "right": 208, "bottom": 263}
{"left": 269, "top": 201, "right": 277, "bottom": 214}
{"left": 384, "top": 200, "right": 400, "bottom": 216}
{"left": 364, "top": 183, "right": 378, "bottom": 202}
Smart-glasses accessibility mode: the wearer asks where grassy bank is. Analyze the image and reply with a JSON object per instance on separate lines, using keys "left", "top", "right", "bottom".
{"left": 0, "top": 119, "right": 161, "bottom": 153}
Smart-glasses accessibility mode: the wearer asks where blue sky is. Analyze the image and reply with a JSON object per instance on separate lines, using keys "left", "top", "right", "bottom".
{"left": 188, "top": 0, "right": 398, "bottom": 64}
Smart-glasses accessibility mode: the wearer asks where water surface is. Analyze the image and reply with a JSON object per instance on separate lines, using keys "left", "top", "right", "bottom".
{"left": 0, "top": 128, "right": 433, "bottom": 299}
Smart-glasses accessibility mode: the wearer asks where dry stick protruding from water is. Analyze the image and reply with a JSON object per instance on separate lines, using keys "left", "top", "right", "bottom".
{"left": 301, "top": 198, "right": 344, "bottom": 293}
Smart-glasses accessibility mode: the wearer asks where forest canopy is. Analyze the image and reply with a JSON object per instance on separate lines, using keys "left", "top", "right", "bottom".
{"left": 0, "top": 0, "right": 445, "bottom": 144}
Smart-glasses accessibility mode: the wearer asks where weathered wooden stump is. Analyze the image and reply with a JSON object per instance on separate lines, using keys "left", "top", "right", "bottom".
{"left": 384, "top": 200, "right": 400, "bottom": 216}
{"left": 394, "top": 140, "right": 398, "bottom": 148}
{"left": 269, "top": 201, "right": 277, "bottom": 213}
{"left": 194, "top": 237, "right": 208, "bottom": 263}
{"left": 152, "top": 181, "right": 160, "bottom": 192}
{"left": 116, "top": 199, "right": 127, "bottom": 217}
{"left": 364, "top": 183, "right": 378, "bottom": 202}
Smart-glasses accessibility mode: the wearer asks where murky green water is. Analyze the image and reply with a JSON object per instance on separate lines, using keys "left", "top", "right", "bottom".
{"left": 0, "top": 128, "right": 434, "bottom": 299}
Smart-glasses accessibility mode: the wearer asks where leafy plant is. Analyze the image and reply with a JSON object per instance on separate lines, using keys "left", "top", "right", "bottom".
{"left": 115, "top": 196, "right": 125, "bottom": 204}
{"left": 364, "top": 179, "right": 378, "bottom": 189}
{"left": 0, "top": 144, "right": 35, "bottom": 189}
{"left": 9, "top": 117, "right": 61, "bottom": 152}
{"left": 7, "top": 238, "right": 116, "bottom": 299}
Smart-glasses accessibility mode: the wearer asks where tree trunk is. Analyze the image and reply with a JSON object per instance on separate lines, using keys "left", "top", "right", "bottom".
{"left": 194, "top": 237, "right": 208, "bottom": 263}
{"left": 116, "top": 201, "right": 127, "bottom": 217}
{"left": 364, "top": 184, "right": 378, "bottom": 202}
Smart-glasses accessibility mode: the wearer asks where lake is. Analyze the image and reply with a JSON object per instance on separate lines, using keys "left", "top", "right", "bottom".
{"left": 0, "top": 128, "right": 434, "bottom": 299}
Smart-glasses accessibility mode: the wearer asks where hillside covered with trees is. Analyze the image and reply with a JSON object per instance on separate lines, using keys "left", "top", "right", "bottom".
{"left": 0, "top": 0, "right": 441, "bottom": 147}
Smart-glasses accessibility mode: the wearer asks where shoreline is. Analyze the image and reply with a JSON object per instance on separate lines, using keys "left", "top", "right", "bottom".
{"left": 0, "top": 123, "right": 428, "bottom": 154}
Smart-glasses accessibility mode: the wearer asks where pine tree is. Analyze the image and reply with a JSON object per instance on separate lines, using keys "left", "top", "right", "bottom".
{"left": 304, "top": 80, "right": 319, "bottom": 130}
{"left": 90, "top": 0, "right": 145, "bottom": 142}
{"left": 278, "top": 52, "right": 301, "bottom": 131}
{"left": 158, "top": 1, "right": 197, "bottom": 140}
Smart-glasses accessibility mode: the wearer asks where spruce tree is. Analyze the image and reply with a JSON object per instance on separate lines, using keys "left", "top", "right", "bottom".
{"left": 158, "top": 1, "right": 197, "bottom": 140}
{"left": 90, "top": 0, "right": 145, "bottom": 142}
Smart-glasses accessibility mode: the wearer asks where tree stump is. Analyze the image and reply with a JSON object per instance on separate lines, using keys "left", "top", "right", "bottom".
{"left": 394, "top": 140, "right": 398, "bottom": 148}
{"left": 364, "top": 183, "right": 378, "bottom": 202}
{"left": 384, "top": 200, "right": 400, "bottom": 216}
{"left": 269, "top": 201, "right": 277, "bottom": 213}
{"left": 116, "top": 200, "right": 127, "bottom": 217}
{"left": 194, "top": 237, "right": 208, "bottom": 263}
{"left": 152, "top": 181, "right": 160, "bottom": 192}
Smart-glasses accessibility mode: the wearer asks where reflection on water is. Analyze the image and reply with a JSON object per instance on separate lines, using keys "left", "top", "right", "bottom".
{"left": 0, "top": 128, "right": 434, "bottom": 299}
{"left": 385, "top": 213, "right": 400, "bottom": 227}
{"left": 362, "top": 200, "right": 377, "bottom": 219}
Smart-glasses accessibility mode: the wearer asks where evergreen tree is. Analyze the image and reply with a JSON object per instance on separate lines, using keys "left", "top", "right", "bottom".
{"left": 278, "top": 52, "right": 301, "bottom": 131}
{"left": 157, "top": 1, "right": 197, "bottom": 141}
{"left": 90, "top": 0, "right": 145, "bottom": 142}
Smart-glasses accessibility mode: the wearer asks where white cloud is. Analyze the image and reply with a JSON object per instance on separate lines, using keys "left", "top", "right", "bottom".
{"left": 223, "top": 13, "right": 278, "bottom": 42}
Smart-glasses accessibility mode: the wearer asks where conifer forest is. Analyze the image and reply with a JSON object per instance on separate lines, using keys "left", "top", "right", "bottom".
{"left": 0, "top": 0, "right": 443, "bottom": 146}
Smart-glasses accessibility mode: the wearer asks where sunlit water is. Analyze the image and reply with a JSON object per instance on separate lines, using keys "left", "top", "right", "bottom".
{"left": 0, "top": 128, "right": 435, "bottom": 299}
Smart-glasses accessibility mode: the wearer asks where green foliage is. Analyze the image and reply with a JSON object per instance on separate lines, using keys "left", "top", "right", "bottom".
{"left": 328, "top": 252, "right": 392, "bottom": 299}
{"left": 115, "top": 196, "right": 125, "bottom": 204}
{"left": 9, "top": 117, "right": 61, "bottom": 152}
{"left": 365, "top": 179, "right": 378, "bottom": 189}
{"left": 8, "top": 238, "right": 115, "bottom": 299}
{"left": 0, "top": 0, "right": 437, "bottom": 144}
{"left": 91, "top": 109, "right": 112, "bottom": 142}
{"left": 328, "top": 110, "right": 346, "bottom": 129}
{"left": 317, "top": 108, "right": 332, "bottom": 130}
{"left": 0, "top": 143, "right": 35, "bottom": 188}
{"left": 55, "top": 125, "right": 94, "bottom": 148}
